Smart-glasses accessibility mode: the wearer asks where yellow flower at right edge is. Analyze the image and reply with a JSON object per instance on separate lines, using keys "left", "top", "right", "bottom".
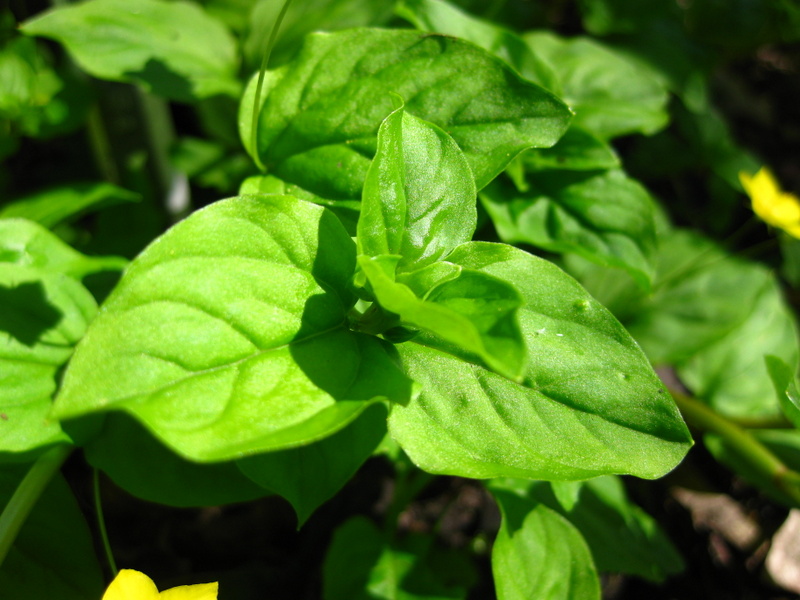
{"left": 102, "top": 569, "right": 218, "bottom": 600}
{"left": 739, "top": 167, "right": 800, "bottom": 239}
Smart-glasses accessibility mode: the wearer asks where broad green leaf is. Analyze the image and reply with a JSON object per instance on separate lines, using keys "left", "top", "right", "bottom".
{"left": 524, "top": 31, "right": 668, "bottom": 140}
{"left": 0, "top": 183, "right": 139, "bottom": 229}
{"left": 389, "top": 242, "right": 692, "bottom": 480}
{"left": 0, "top": 465, "right": 103, "bottom": 599}
{"left": 489, "top": 481, "right": 600, "bottom": 600}
{"left": 623, "top": 230, "right": 774, "bottom": 365}
{"left": 239, "top": 28, "right": 571, "bottom": 198}
{"left": 480, "top": 169, "right": 657, "bottom": 289}
{"left": 237, "top": 403, "right": 387, "bottom": 526}
{"left": 0, "top": 264, "right": 96, "bottom": 457}
{"left": 84, "top": 413, "right": 267, "bottom": 507}
{"left": 53, "top": 195, "right": 413, "bottom": 461}
{"left": 358, "top": 255, "right": 526, "bottom": 381}
{"left": 238, "top": 174, "right": 360, "bottom": 234}
{"left": 766, "top": 356, "right": 800, "bottom": 428}
{"left": 323, "top": 516, "right": 472, "bottom": 600}
{"left": 358, "top": 106, "right": 476, "bottom": 270}
{"left": 22, "top": 0, "right": 240, "bottom": 102}
{"left": 0, "top": 218, "right": 127, "bottom": 279}
{"left": 395, "top": 0, "right": 562, "bottom": 93}
{"left": 679, "top": 277, "right": 799, "bottom": 420}
{"left": 519, "top": 126, "right": 620, "bottom": 172}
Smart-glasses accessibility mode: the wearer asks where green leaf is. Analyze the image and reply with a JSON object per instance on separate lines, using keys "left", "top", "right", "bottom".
{"left": 84, "top": 413, "right": 267, "bottom": 507}
{"left": 237, "top": 403, "right": 388, "bottom": 526}
{"left": 766, "top": 356, "right": 800, "bottom": 428}
{"left": 358, "top": 106, "right": 476, "bottom": 270}
{"left": 239, "top": 28, "right": 571, "bottom": 199}
{"left": 323, "top": 516, "right": 473, "bottom": 600}
{"left": 519, "top": 126, "right": 620, "bottom": 172}
{"left": 524, "top": 31, "right": 668, "bottom": 140}
{"left": 0, "top": 264, "right": 96, "bottom": 457}
{"left": 489, "top": 481, "right": 600, "bottom": 600}
{"left": 0, "top": 183, "right": 140, "bottom": 228}
{"left": 53, "top": 195, "right": 413, "bottom": 461}
{"left": 395, "top": 0, "right": 562, "bottom": 93}
{"left": 389, "top": 242, "right": 692, "bottom": 480}
{"left": 480, "top": 169, "right": 657, "bottom": 289}
{"left": 679, "top": 277, "right": 799, "bottom": 420}
{"left": 357, "top": 255, "right": 526, "bottom": 381}
{"left": 0, "top": 219, "right": 127, "bottom": 280}
{"left": 22, "top": 0, "right": 240, "bottom": 102}
{"left": 0, "top": 466, "right": 103, "bottom": 599}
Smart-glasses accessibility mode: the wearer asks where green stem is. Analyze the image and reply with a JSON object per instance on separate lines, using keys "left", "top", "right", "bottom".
{"left": 673, "top": 392, "right": 800, "bottom": 505}
{"left": 249, "top": 0, "right": 295, "bottom": 171}
{"left": 93, "top": 469, "right": 117, "bottom": 577}
{"left": 0, "top": 445, "right": 73, "bottom": 568}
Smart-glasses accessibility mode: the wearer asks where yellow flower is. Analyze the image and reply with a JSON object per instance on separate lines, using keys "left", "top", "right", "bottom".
{"left": 102, "top": 569, "right": 218, "bottom": 600}
{"left": 739, "top": 167, "right": 800, "bottom": 239}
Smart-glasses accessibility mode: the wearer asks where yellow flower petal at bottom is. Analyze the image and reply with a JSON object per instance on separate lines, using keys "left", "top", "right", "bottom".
{"left": 739, "top": 167, "right": 800, "bottom": 239}
{"left": 102, "top": 570, "right": 161, "bottom": 600}
{"left": 161, "top": 582, "right": 219, "bottom": 600}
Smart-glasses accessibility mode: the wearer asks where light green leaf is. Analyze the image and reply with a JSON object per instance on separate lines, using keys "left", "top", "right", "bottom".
{"left": 389, "top": 243, "right": 692, "bottom": 480}
{"left": 84, "top": 413, "right": 268, "bottom": 507}
{"left": 237, "top": 403, "right": 388, "bottom": 526}
{"left": 358, "top": 106, "right": 476, "bottom": 270}
{"left": 519, "top": 126, "right": 619, "bottom": 172}
{"left": 489, "top": 481, "right": 600, "bottom": 600}
{"left": 395, "top": 0, "right": 562, "bottom": 93}
{"left": 524, "top": 31, "right": 668, "bottom": 140}
{"left": 358, "top": 255, "right": 526, "bottom": 381}
{"left": 53, "top": 195, "right": 413, "bottom": 461}
{"left": 22, "top": 0, "right": 240, "bottom": 102}
{"left": 239, "top": 28, "right": 571, "bottom": 199}
{"left": 0, "top": 465, "right": 103, "bottom": 599}
{"left": 480, "top": 169, "right": 657, "bottom": 289}
{"left": 0, "top": 265, "right": 96, "bottom": 457}
{"left": 0, "top": 183, "right": 139, "bottom": 228}
{"left": 765, "top": 356, "right": 800, "bottom": 428}
{"left": 0, "top": 219, "right": 127, "bottom": 280}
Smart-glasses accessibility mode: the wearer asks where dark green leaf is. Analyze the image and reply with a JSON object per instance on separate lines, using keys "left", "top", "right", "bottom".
{"left": 0, "top": 464, "right": 103, "bottom": 598}
{"left": 358, "top": 254, "right": 526, "bottom": 381}
{"left": 22, "top": 0, "right": 240, "bottom": 102}
{"left": 240, "top": 28, "right": 571, "bottom": 198}
{"left": 237, "top": 403, "right": 388, "bottom": 526}
{"left": 519, "top": 126, "right": 619, "bottom": 172}
{"left": 480, "top": 169, "right": 657, "bottom": 289}
{"left": 85, "top": 413, "right": 268, "bottom": 507}
{"left": 389, "top": 242, "right": 692, "bottom": 480}
{"left": 489, "top": 480, "right": 600, "bottom": 600}
{"left": 53, "top": 195, "right": 413, "bottom": 461}
{"left": 358, "top": 106, "right": 476, "bottom": 270}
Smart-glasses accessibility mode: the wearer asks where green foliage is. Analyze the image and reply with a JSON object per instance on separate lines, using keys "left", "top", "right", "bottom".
{"left": 2, "top": 0, "right": 799, "bottom": 598}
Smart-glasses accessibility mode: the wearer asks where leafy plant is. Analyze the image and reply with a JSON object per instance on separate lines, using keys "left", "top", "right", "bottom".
{"left": 2, "top": 0, "right": 799, "bottom": 598}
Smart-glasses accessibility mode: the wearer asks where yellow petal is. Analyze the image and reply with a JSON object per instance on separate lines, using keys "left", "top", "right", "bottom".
{"left": 102, "top": 570, "right": 161, "bottom": 600}
{"left": 740, "top": 167, "right": 800, "bottom": 239}
{"left": 160, "top": 582, "right": 219, "bottom": 600}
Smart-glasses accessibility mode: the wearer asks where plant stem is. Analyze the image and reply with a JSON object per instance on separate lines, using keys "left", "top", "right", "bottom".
{"left": 93, "top": 469, "right": 118, "bottom": 577}
{"left": 0, "top": 445, "right": 72, "bottom": 568}
{"left": 673, "top": 392, "right": 800, "bottom": 505}
{"left": 249, "top": 0, "right": 295, "bottom": 171}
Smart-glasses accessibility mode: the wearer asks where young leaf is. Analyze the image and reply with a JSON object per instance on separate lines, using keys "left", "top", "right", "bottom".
{"left": 237, "top": 403, "right": 388, "bottom": 526}
{"left": 359, "top": 106, "right": 476, "bottom": 270}
{"left": 358, "top": 255, "right": 526, "bottom": 381}
{"left": 21, "top": 0, "right": 240, "bottom": 102}
{"left": 0, "top": 466, "right": 103, "bottom": 599}
{"left": 0, "top": 218, "right": 127, "bottom": 280}
{"left": 389, "top": 242, "right": 692, "bottom": 480}
{"left": 524, "top": 31, "right": 669, "bottom": 140}
{"left": 489, "top": 481, "right": 600, "bottom": 600}
{"left": 0, "top": 183, "right": 139, "bottom": 229}
{"left": 0, "top": 264, "right": 96, "bottom": 456}
{"left": 239, "top": 28, "right": 572, "bottom": 199}
{"left": 480, "top": 169, "right": 657, "bottom": 290}
{"left": 53, "top": 195, "right": 413, "bottom": 461}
